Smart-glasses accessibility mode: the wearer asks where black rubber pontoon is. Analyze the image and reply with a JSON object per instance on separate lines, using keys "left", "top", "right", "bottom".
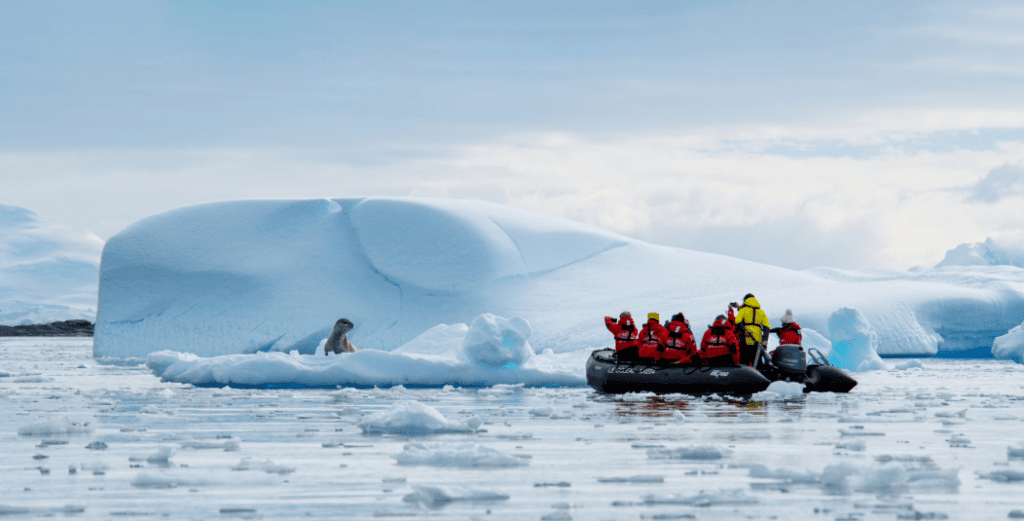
{"left": 586, "top": 348, "right": 771, "bottom": 395}
{"left": 586, "top": 345, "right": 858, "bottom": 395}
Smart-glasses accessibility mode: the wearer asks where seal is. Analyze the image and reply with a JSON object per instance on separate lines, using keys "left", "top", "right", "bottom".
{"left": 324, "top": 318, "right": 359, "bottom": 355}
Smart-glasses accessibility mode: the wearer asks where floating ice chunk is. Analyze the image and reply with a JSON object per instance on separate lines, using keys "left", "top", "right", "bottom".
{"left": 619, "top": 392, "right": 655, "bottom": 402}
{"left": 129, "top": 446, "right": 174, "bottom": 464}
{"left": 459, "top": 314, "right": 533, "bottom": 369}
{"left": 0, "top": 505, "right": 85, "bottom": 516}
{"left": 402, "top": 485, "right": 509, "bottom": 506}
{"left": 672, "top": 411, "right": 686, "bottom": 422}
{"left": 17, "top": 418, "right": 92, "bottom": 436}
{"left": 821, "top": 462, "right": 907, "bottom": 495}
{"left": 977, "top": 470, "right": 1024, "bottom": 482}
{"left": 828, "top": 308, "right": 888, "bottom": 371}
{"left": 478, "top": 383, "right": 525, "bottom": 396}
{"left": 596, "top": 475, "right": 664, "bottom": 483}
{"left": 11, "top": 376, "right": 53, "bottom": 383}
{"left": 358, "top": 401, "right": 482, "bottom": 435}
{"left": 646, "top": 445, "right": 732, "bottom": 460}
{"left": 178, "top": 440, "right": 239, "bottom": 451}
{"left": 894, "top": 360, "right": 924, "bottom": 370}
{"left": 749, "top": 464, "right": 820, "bottom": 483}
{"left": 529, "top": 406, "right": 555, "bottom": 417}
{"left": 993, "top": 324, "right": 1024, "bottom": 364}
{"left": 819, "top": 461, "right": 959, "bottom": 494}
{"left": 130, "top": 470, "right": 275, "bottom": 488}
{"left": 643, "top": 489, "right": 758, "bottom": 506}
{"left": 394, "top": 442, "right": 528, "bottom": 468}
{"left": 1009, "top": 443, "right": 1024, "bottom": 459}
{"left": 232, "top": 458, "right": 295, "bottom": 475}
{"left": 751, "top": 380, "right": 806, "bottom": 400}
{"left": 835, "top": 440, "right": 867, "bottom": 452}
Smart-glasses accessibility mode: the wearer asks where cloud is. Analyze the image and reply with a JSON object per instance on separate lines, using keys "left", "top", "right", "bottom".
{"left": 966, "top": 163, "right": 1024, "bottom": 203}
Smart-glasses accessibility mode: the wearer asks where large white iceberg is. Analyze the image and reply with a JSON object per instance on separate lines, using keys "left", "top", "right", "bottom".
{"left": 95, "top": 197, "right": 1024, "bottom": 366}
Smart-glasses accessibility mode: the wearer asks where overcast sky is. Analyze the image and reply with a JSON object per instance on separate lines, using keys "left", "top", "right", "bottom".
{"left": 2, "top": 1, "right": 1023, "bottom": 270}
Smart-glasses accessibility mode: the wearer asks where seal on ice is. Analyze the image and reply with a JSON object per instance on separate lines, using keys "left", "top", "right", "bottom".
{"left": 324, "top": 318, "right": 359, "bottom": 355}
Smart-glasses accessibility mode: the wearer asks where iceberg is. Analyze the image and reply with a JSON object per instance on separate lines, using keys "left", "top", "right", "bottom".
{"left": 0, "top": 204, "right": 103, "bottom": 325}
{"left": 95, "top": 197, "right": 1024, "bottom": 369}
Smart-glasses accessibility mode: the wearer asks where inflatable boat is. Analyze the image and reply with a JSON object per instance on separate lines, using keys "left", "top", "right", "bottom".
{"left": 586, "top": 348, "right": 771, "bottom": 395}
{"left": 586, "top": 345, "right": 857, "bottom": 395}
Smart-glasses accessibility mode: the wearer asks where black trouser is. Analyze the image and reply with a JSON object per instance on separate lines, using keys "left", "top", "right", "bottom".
{"left": 615, "top": 346, "right": 640, "bottom": 362}
{"left": 739, "top": 342, "right": 758, "bottom": 366}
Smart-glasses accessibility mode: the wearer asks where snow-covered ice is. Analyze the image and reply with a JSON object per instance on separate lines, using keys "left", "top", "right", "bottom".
{"left": 4, "top": 337, "right": 1024, "bottom": 519}
{"left": 94, "top": 197, "right": 1024, "bottom": 364}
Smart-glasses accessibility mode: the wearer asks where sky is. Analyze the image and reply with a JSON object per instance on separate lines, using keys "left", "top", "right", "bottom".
{"left": 2, "top": 0, "right": 1023, "bottom": 270}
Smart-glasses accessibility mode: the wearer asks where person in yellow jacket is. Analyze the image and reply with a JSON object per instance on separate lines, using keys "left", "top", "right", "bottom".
{"left": 733, "top": 293, "right": 770, "bottom": 366}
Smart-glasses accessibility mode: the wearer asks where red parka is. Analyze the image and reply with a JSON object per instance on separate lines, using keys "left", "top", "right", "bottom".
{"left": 700, "top": 316, "right": 741, "bottom": 365}
{"left": 605, "top": 316, "right": 640, "bottom": 353}
{"left": 661, "top": 319, "right": 699, "bottom": 363}
{"left": 637, "top": 319, "right": 669, "bottom": 360}
{"left": 773, "top": 322, "right": 802, "bottom": 346}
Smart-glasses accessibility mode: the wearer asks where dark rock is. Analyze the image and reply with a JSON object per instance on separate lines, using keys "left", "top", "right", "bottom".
{"left": 0, "top": 320, "right": 94, "bottom": 337}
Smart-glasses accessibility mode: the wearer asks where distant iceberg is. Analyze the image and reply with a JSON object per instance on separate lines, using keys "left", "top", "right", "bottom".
{"left": 0, "top": 204, "right": 102, "bottom": 325}
{"left": 935, "top": 237, "right": 1024, "bottom": 268}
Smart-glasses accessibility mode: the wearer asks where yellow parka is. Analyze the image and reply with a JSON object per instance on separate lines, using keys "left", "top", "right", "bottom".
{"left": 735, "top": 296, "right": 770, "bottom": 345}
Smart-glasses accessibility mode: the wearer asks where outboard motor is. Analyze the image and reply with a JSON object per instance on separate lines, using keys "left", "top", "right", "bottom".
{"left": 771, "top": 344, "right": 807, "bottom": 381}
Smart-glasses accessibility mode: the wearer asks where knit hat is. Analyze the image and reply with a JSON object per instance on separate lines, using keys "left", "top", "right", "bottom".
{"left": 781, "top": 309, "right": 794, "bottom": 324}
{"left": 744, "top": 293, "right": 755, "bottom": 300}
{"left": 648, "top": 312, "right": 660, "bottom": 321}
{"left": 620, "top": 311, "right": 631, "bottom": 318}
{"left": 671, "top": 313, "right": 685, "bottom": 322}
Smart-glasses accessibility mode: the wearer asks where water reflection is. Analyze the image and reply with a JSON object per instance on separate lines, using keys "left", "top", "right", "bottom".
{"left": 601, "top": 393, "right": 808, "bottom": 420}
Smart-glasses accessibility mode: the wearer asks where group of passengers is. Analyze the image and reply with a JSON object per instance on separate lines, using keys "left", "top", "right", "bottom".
{"left": 604, "top": 293, "right": 803, "bottom": 367}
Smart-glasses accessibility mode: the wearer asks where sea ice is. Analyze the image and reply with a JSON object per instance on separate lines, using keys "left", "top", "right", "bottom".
{"left": 17, "top": 417, "right": 92, "bottom": 436}
{"left": 402, "top": 485, "right": 510, "bottom": 506}
{"left": 646, "top": 445, "right": 732, "bottom": 460}
{"left": 393, "top": 442, "right": 528, "bottom": 468}
{"left": 358, "top": 401, "right": 483, "bottom": 435}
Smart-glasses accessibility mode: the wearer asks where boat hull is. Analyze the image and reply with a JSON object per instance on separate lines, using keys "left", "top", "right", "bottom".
{"left": 586, "top": 349, "right": 771, "bottom": 395}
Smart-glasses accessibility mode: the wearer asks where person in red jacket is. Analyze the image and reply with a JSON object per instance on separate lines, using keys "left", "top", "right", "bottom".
{"left": 660, "top": 313, "right": 700, "bottom": 365}
{"left": 770, "top": 309, "right": 802, "bottom": 346}
{"left": 700, "top": 315, "right": 740, "bottom": 366}
{"left": 637, "top": 312, "right": 669, "bottom": 362}
{"left": 605, "top": 311, "right": 640, "bottom": 361}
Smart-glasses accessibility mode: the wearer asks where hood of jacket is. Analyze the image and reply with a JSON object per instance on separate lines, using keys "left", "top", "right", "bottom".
{"left": 743, "top": 296, "right": 761, "bottom": 308}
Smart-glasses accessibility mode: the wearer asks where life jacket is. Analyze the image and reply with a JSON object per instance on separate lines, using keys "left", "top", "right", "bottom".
{"left": 661, "top": 319, "right": 698, "bottom": 362}
{"left": 735, "top": 296, "right": 770, "bottom": 345}
{"left": 637, "top": 319, "right": 668, "bottom": 360}
{"left": 776, "top": 322, "right": 802, "bottom": 346}
{"left": 701, "top": 317, "right": 740, "bottom": 364}
{"left": 605, "top": 316, "right": 639, "bottom": 352}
